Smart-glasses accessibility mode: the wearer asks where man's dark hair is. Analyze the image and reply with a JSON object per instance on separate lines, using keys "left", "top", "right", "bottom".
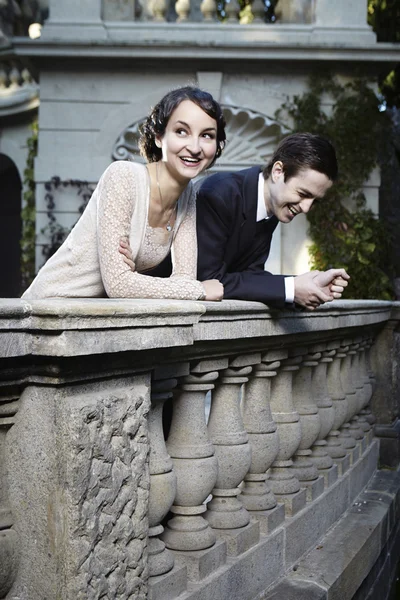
{"left": 263, "top": 132, "right": 338, "bottom": 182}
{"left": 139, "top": 86, "right": 226, "bottom": 168}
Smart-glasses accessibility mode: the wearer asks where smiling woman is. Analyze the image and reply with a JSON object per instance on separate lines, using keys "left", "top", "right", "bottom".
{"left": 22, "top": 87, "right": 226, "bottom": 303}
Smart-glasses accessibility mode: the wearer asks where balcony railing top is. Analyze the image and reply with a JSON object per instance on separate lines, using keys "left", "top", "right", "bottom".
{"left": 1, "top": 298, "right": 397, "bottom": 361}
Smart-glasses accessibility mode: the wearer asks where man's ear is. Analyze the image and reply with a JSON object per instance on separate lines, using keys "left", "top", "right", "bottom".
{"left": 271, "top": 161, "right": 284, "bottom": 182}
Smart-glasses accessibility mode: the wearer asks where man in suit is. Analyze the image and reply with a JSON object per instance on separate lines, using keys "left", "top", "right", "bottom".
{"left": 196, "top": 132, "right": 349, "bottom": 309}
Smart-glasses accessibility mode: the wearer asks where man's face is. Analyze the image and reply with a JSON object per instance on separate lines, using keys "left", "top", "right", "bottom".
{"left": 265, "top": 162, "right": 333, "bottom": 224}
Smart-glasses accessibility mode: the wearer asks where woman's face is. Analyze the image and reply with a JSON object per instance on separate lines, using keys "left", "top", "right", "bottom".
{"left": 156, "top": 99, "right": 218, "bottom": 183}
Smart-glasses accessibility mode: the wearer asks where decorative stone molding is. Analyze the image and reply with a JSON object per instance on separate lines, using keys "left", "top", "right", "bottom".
{"left": 111, "top": 105, "right": 284, "bottom": 170}
{"left": 0, "top": 62, "right": 39, "bottom": 118}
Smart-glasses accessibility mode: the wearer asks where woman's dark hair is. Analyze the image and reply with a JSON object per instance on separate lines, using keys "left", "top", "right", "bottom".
{"left": 263, "top": 133, "right": 338, "bottom": 182}
{"left": 139, "top": 86, "right": 226, "bottom": 168}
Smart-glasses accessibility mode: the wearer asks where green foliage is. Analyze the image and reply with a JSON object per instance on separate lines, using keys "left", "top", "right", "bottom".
{"left": 41, "top": 177, "right": 93, "bottom": 261}
{"left": 368, "top": 0, "right": 400, "bottom": 108}
{"left": 20, "top": 120, "right": 38, "bottom": 292}
{"left": 277, "top": 77, "right": 395, "bottom": 300}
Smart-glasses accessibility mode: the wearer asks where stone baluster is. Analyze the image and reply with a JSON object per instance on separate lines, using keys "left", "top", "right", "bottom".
{"left": 325, "top": 342, "right": 351, "bottom": 475}
{"left": 148, "top": 377, "right": 178, "bottom": 580}
{"left": 268, "top": 351, "right": 306, "bottom": 516}
{"left": 152, "top": 0, "right": 168, "bottom": 20}
{"left": 205, "top": 354, "right": 260, "bottom": 557}
{"left": 200, "top": 0, "right": 217, "bottom": 21}
{"left": 175, "top": 0, "right": 191, "bottom": 22}
{"left": 291, "top": 348, "right": 324, "bottom": 501}
{"left": 309, "top": 344, "right": 337, "bottom": 488}
{"left": 343, "top": 341, "right": 365, "bottom": 444}
{"left": 359, "top": 338, "right": 376, "bottom": 429}
{"left": 352, "top": 340, "right": 372, "bottom": 437}
{"left": 225, "top": 0, "right": 241, "bottom": 22}
{"left": 162, "top": 362, "right": 224, "bottom": 556}
{"left": 250, "top": 0, "right": 266, "bottom": 22}
{"left": 0, "top": 390, "right": 20, "bottom": 598}
{"left": 241, "top": 350, "right": 286, "bottom": 534}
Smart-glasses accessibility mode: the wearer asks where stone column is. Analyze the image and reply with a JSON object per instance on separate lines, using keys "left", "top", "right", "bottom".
{"left": 309, "top": 345, "right": 337, "bottom": 488}
{"left": 240, "top": 350, "right": 286, "bottom": 534}
{"left": 359, "top": 338, "right": 376, "bottom": 429}
{"left": 175, "top": 0, "right": 191, "bottom": 21}
{"left": 200, "top": 0, "right": 217, "bottom": 21}
{"left": 206, "top": 354, "right": 260, "bottom": 557}
{"left": 334, "top": 343, "right": 358, "bottom": 461}
{"left": 0, "top": 389, "right": 20, "bottom": 599}
{"left": 6, "top": 376, "right": 151, "bottom": 600}
{"left": 162, "top": 365, "right": 219, "bottom": 552}
{"left": 342, "top": 341, "right": 365, "bottom": 448}
{"left": 268, "top": 352, "right": 306, "bottom": 516}
{"left": 147, "top": 378, "right": 178, "bottom": 578}
{"left": 325, "top": 343, "right": 350, "bottom": 475}
{"left": 352, "top": 340, "right": 372, "bottom": 437}
{"left": 291, "top": 349, "right": 324, "bottom": 501}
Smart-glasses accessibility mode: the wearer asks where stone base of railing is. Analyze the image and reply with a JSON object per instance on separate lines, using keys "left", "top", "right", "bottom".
{"left": 264, "top": 465, "right": 400, "bottom": 600}
{"left": 374, "top": 418, "right": 400, "bottom": 469}
{"left": 151, "top": 438, "right": 382, "bottom": 600}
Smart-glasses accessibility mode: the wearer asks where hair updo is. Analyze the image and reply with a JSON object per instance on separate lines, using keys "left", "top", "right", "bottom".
{"left": 139, "top": 86, "right": 226, "bottom": 168}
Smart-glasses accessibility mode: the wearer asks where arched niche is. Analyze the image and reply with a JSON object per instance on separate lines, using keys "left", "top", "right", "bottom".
{"left": 0, "top": 155, "right": 22, "bottom": 297}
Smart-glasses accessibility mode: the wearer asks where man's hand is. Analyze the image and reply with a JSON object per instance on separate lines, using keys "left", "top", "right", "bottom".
{"left": 201, "top": 279, "right": 224, "bottom": 301}
{"left": 294, "top": 268, "right": 350, "bottom": 310}
{"left": 313, "top": 268, "right": 350, "bottom": 300}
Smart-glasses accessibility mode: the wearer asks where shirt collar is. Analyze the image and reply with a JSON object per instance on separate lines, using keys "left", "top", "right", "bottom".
{"left": 256, "top": 172, "right": 270, "bottom": 222}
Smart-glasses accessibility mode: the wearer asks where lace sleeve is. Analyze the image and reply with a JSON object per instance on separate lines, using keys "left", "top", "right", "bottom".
{"left": 97, "top": 162, "right": 206, "bottom": 300}
{"left": 171, "top": 189, "right": 200, "bottom": 279}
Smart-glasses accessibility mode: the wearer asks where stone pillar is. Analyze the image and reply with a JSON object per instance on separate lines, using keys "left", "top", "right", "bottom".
{"left": 335, "top": 343, "right": 358, "bottom": 462}
{"left": 206, "top": 354, "right": 260, "bottom": 557}
{"left": 175, "top": 0, "right": 191, "bottom": 21}
{"left": 147, "top": 378, "right": 178, "bottom": 578}
{"left": 225, "top": 0, "right": 240, "bottom": 22}
{"left": 200, "top": 0, "right": 217, "bottom": 21}
{"left": 309, "top": 345, "right": 337, "bottom": 488}
{"left": 162, "top": 363, "right": 220, "bottom": 554}
{"left": 240, "top": 350, "right": 286, "bottom": 534}
{"left": 268, "top": 352, "right": 306, "bottom": 516}
{"left": 291, "top": 349, "right": 324, "bottom": 501}
{"left": 43, "top": 0, "right": 107, "bottom": 40}
{"left": 325, "top": 343, "right": 350, "bottom": 475}
{"left": 0, "top": 389, "right": 20, "bottom": 598}
{"left": 342, "top": 341, "right": 365, "bottom": 445}
{"left": 352, "top": 340, "right": 372, "bottom": 436}
{"left": 360, "top": 338, "right": 376, "bottom": 427}
{"left": 6, "top": 377, "right": 150, "bottom": 600}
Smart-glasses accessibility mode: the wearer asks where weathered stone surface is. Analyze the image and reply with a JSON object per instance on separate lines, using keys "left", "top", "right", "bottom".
{"left": 6, "top": 376, "right": 151, "bottom": 600}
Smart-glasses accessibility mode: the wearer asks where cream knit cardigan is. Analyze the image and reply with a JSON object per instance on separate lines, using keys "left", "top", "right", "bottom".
{"left": 22, "top": 161, "right": 205, "bottom": 301}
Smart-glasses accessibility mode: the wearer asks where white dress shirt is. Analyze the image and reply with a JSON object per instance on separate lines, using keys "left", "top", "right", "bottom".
{"left": 257, "top": 173, "right": 294, "bottom": 303}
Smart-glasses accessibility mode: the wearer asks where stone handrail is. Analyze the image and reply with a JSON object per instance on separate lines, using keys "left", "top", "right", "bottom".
{"left": 0, "top": 298, "right": 399, "bottom": 600}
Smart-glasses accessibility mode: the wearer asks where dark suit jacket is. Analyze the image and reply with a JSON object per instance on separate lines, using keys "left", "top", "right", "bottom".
{"left": 196, "top": 166, "right": 287, "bottom": 308}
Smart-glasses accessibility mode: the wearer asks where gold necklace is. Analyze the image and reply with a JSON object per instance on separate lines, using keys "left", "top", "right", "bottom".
{"left": 156, "top": 162, "right": 177, "bottom": 232}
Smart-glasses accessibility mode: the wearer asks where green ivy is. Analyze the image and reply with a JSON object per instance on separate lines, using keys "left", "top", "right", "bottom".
{"left": 20, "top": 120, "right": 38, "bottom": 292}
{"left": 276, "top": 77, "right": 395, "bottom": 300}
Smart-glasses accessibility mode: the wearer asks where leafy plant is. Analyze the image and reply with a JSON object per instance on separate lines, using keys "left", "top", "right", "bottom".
{"left": 20, "top": 120, "right": 38, "bottom": 292}
{"left": 41, "top": 177, "right": 94, "bottom": 261}
{"left": 277, "top": 76, "right": 395, "bottom": 300}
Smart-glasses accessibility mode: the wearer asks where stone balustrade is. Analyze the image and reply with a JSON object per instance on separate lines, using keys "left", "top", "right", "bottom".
{"left": 0, "top": 298, "right": 399, "bottom": 600}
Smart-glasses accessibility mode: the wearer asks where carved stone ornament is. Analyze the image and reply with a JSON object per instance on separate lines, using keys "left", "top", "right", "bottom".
{"left": 111, "top": 105, "right": 285, "bottom": 170}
